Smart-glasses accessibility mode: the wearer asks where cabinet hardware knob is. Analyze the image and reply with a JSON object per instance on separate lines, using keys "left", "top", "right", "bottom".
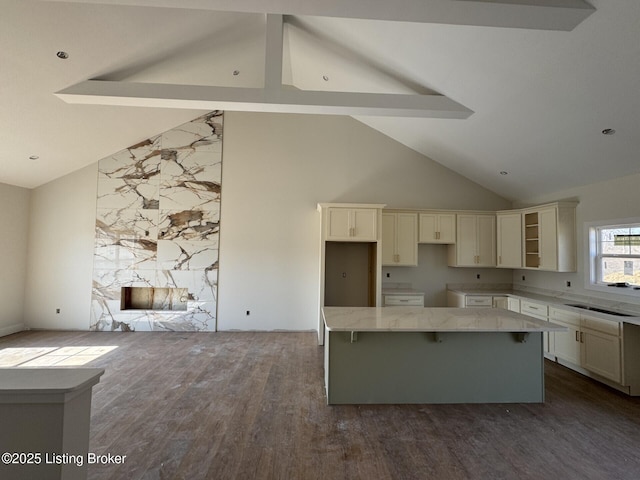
{"left": 575, "top": 331, "right": 580, "bottom": 342}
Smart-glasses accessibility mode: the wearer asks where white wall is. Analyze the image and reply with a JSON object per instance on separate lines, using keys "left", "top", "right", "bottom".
{"left": 384, "top": 245, "right": 513, "bottom": 307}
{"left": 0, "top": 182, "right": 30, "bottom": 335}
{"left": 24, "top": 164, "right": 98, "bottom": 330}
{"left": 512, "top": 172, "right": 640, "bottom": 306}
{"left": 19, "top": 111, "right": 512, "bottom": 333}
{"left": 17, "top": 111, "right": 640, "bottom": 332}
{"left": 218, "top": 112, "right": 511, "bottom": 330}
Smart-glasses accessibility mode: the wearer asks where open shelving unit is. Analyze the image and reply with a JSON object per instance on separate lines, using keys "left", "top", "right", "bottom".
{"left": 524, "top": 212, "right": 540, "bottom": 268}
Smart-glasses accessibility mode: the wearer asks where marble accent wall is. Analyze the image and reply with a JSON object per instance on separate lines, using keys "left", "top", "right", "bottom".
{"left": 90, "top": 112, "right": 223, "bottom": 331}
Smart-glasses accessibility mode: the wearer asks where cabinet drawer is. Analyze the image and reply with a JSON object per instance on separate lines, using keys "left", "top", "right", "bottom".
{"left": 549, "top": 306, "right": 580, "bottom": 326}
{"left": 581, "top": 315, "right": 620, "bottom": 337}
{"left": 521, "top": 301, "right": 548, "bottom": 318}
{"left": 465, "top": 296, "right": 493, "bottom": 307}
{"left": 384, "top": 295, "right": 424, "bottom": 306}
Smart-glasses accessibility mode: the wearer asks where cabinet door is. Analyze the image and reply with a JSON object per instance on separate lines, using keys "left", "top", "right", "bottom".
{"left": 396, "top": 213, "right": 418, "bottom": 266}
{"left": 507, "top": 297, "right": 520, "bottom": 313}
{"left": 381, "top": 213, "right": 396, "bottom": 265}
{"left": 420, "top": 214, "right": 456, "bottom": 244}
{"left": 581, "top": 328, "right": 621, "bottom": 383}
{"left": 438, "top": 214, "right": 456, "bottom": 243}
{"left": 497, "top": 213, "right": 522, "bottom": 268}
{"left": 352, "top": 209, "right": 377, "bottom": 241}
{"left": 455, "top": 214, "right": 478, "bottom": 266}
{"left": 326, "top": 208, "right": 351, "bottom": 239}
{"left": 521, "top": 301, "right": 549, "bottom": 353}
{"left": 553, "top": 321, "right": 581, "bottom": 365}
{"left": 492, "top": 296, "right": 508, "bottom": 309}
{"left": 549, "top": 308, "right": 581, "bottom": 364}
{"left": 476, "top": 215, "right": 496, "bottom": 266}
{"left": 538, "top": 207, "right": 558, "bottom": 270}
{"left": 418, "top": 214, "right": 438, "bottom": 243}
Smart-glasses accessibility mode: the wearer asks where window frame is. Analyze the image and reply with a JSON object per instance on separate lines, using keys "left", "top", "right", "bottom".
{"left": 586, "top": 217, "right": 640, "bottom": 297}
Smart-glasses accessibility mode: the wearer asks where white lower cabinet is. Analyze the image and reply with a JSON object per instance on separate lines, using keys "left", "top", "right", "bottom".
{"left": 521, "top": 300, "right": 551, "bottom": 355}
{"left": 448, "top": 293, "right": 636, "bottom": 394}
{"left": 447, "top": 292, "right": 512, "bottom": 310}
{"left": 507, "top": 297, "right": 520, "bottom": 313}
{"left": 549, "top": 307, "right": 622, "bottom": 384}
{"left": 548, "top": 307, "right": 581, "bottom": 366}
{"left": 492, "top": 296, "right": 508, "bottom": 309}
{"left": 580, "top": 316, "right": 621, "bottom": 383}
{"left": 383, "top": 294, "right": 424, "bottom": 306}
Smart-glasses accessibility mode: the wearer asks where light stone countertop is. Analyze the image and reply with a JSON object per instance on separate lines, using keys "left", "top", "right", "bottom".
{"left": 323, "top": 306, "right": 567, "bottom": 333}
{"left": 447, "top": 286, "right": 640, "bottom": 326}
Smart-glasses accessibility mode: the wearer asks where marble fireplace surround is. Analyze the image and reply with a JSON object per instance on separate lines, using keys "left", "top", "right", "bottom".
{"left": 90, "top": 111, "right": 222, "bottom": 332}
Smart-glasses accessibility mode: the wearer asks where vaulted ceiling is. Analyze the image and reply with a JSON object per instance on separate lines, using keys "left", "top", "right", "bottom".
{"left": 2, "top": 0, "right": 638, "bottom": 201}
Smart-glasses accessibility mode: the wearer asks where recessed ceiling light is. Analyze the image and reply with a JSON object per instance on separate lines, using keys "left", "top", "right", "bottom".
{"left": 233, "top": 70, "right": 240, "bottom": 76}
{"left": 56, "top": 51, "right": 69, "bottom": 59}
{"left": 499, "top": 171, "right": 508, "bottom": 175}
{"left": 601, "top": 128, "right": 615, "bottom": 135}
{"left": 322, "top": 75, "right": 329, "bottom": 81}
{"left": 29, "top": 155, "right": 39, "bottom": 160}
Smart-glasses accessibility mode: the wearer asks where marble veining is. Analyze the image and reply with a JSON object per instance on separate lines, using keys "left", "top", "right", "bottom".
{"left": 156, "top": 240, "right": 218, "bottom": 271}
{"left": 97, "top": 178, "right": 160, "bottom": 210}
{"left": 98, "top": 138, "right": 162, "bottom": 180}
{"left": 159, "top": 180, "right": 220, "bottom": 210}
{"left": 158, "top": 208, "right": 219, "bottom": 241}
{"left": 323, "top": 307, "right": 567, "bottom": 333}
{"left": 91, "top": 111, "right": 223, "bottom": 332}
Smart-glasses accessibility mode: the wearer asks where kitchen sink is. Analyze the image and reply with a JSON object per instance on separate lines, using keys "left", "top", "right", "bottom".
{"left": 565, "top": 303, "right": 634, "bottom": 317}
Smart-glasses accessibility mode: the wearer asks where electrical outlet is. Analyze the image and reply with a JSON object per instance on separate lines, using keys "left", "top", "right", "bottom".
{"left": 522, "top": 275, "right": 526, "bottom": 281}
{"left": 386, "top": 273, "right": 390, "bottom": 278}
{"left": 246, "top": 310, "right": 250, "bottom": 316}
{"left": 566, "top": 281, "right": 571, "bottom": 287}
{"left": 56, "top": 308, "right": 60, "bottom": 314}
{"left": 476, "top": 274, "right": 481, "bottom": 279}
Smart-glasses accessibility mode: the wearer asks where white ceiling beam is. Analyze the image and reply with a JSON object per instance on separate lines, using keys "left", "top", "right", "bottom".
{"left": 55, "top": 80, "right": 473, "bottom": 118}
{"left": 38, "top": 0, "right": 595, "bottom": 31}
{"left": 264, "top": 14, "right": 284, "bottom": 90}
{"left": 55, "top": 13, "right": 473, "bottom": 119}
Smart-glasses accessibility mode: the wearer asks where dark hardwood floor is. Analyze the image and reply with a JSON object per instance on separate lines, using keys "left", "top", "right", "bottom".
{"left": 1, "top": 330, "right": 640, "bottom": 480}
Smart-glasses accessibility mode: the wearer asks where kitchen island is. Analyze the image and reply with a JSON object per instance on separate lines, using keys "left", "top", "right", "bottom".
{"left": 322, "top": 306, "right": 566, "bottom": 404}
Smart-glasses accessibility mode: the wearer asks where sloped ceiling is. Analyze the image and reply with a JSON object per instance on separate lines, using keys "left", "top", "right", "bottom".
{"left": 1, "top": 0, "right": 638, "bottom": 202}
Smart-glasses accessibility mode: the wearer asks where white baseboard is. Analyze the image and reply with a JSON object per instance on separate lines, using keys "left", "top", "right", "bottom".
{"left": 0, "top": 323, "right": 26, "bottom": 338}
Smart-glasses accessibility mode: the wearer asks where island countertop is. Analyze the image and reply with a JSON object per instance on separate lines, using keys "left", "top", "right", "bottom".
{"left": 322, "top": 306, "right": 567, "bottom": 333}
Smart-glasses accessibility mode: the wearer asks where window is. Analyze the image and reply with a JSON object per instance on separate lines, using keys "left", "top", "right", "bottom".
{"left": 592, "top": 223, "right": 640, "bottom": 287}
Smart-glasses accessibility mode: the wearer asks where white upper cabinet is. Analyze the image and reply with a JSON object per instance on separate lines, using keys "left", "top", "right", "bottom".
{"left": 326, "top": 207, "right": 378, "bottom": 241}
{"left": 448, "top": 214, "right": 496, "bottom": 267}
{"left": 496, "top": 212, "right": 522, "bottom": 268}
{"left": 522, "top": 202, "right": 577, "bottom": 272}
{"left": 382, "top": 212, "right": 418, "bottom": 266}
{"left": 419, "top": 213, "right": 456, "bottom": 244}
{"left": 538, "top": 207, "right": 558, "bottom": 270}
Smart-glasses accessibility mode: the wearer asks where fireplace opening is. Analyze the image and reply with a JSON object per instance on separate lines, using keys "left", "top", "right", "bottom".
{"left": 121, "top": 287, "right": 188, "bottom": 311}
